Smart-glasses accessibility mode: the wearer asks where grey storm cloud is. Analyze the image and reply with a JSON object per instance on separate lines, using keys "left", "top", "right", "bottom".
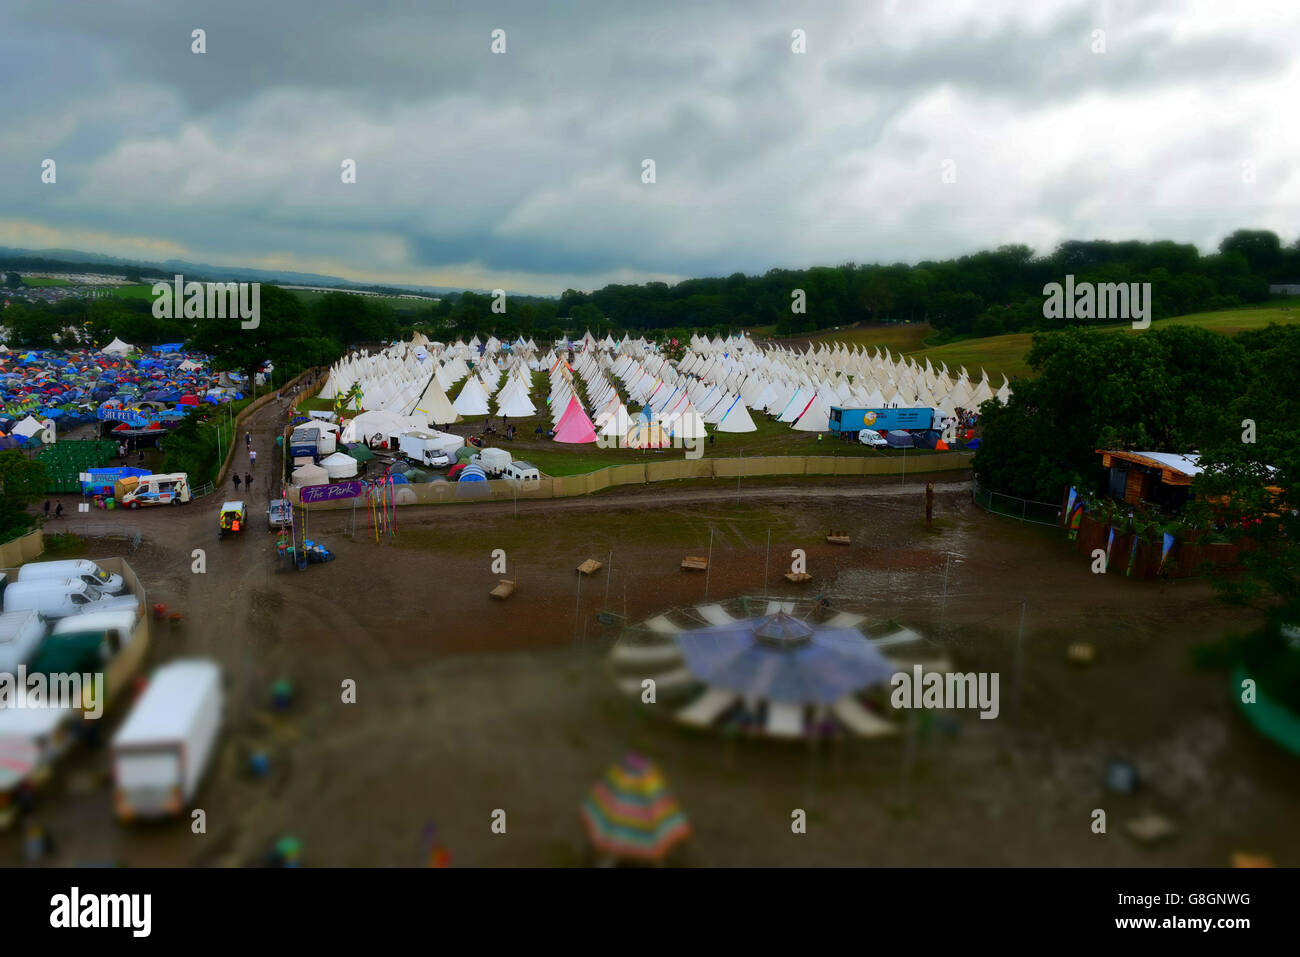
{"left": 1, "top": 0, "right": 1298, "bottom": 294}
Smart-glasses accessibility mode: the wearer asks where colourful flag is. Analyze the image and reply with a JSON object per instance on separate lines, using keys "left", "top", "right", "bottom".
{"left": 1067, "top": 498, "right": 1085, "bottom": 540}
{"left": 1159, "top": 532, "right": 1176, "bottom": 572}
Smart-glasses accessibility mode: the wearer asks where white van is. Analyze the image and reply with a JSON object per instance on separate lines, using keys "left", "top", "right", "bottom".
{"left": 119, "top": 472, "right": 190, "bottom": 508}
{"left": 0, "top": 608, "right": 46, "bottom": 673}
{"left": 503, "top": 460, "right": 541, "bottom": 484}
{"left": 18, "top": 559, "right": 124, "bottom": 594}
{"left": 3, "top": 579, "right": 139, "bottom": 621}
{"left": 472, "top": 447, "right": 512, "bottom": 477}
{"left": 112, "top": 660, "right": 223, "bottom": 819}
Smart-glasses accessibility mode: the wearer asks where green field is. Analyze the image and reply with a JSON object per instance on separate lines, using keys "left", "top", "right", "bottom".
{"left": 106, "top": 284, "right": 436, "bottom": 315}
{"left": 20, "top": 276, "right": 74, "bottom": 287}
{"left": 112, "top": 283, "right": 157, "bottom": 299}
{"left": 806, "top": 322, "right": 934, "bottom": 354}
{"left": 288, "top": 289, "right": 435, "bottom": 315}
{"left": 809, "top": 299, "right": 1300, "bottom": 379}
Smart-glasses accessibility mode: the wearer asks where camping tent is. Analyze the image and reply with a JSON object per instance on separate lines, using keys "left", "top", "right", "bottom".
{"left": 410, "top": 374, "right": 460, "bottom": 424}
{"left": 452, "top": 377, "right": 491, "bottom": 417}
{"left": 320, "top": 452, "right": 360, "bottom": 479}
{"left": 625, "top": 419, "right": 670, "bottom": 449}
{"left": 715, "top": 397, "right": 756, "bottom": 433}
{"left": 291, "top": 463, "right": 329, "bottom": 486}
{"left": 553, "top": 396, "right": 597, "bottom": 444}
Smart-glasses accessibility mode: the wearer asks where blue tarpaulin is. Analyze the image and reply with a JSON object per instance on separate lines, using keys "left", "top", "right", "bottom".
{"left": 674, "top": 613, "right": 896, "bottom": 704}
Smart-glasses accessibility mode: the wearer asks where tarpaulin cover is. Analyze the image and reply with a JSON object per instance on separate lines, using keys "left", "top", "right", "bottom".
{"left": 674, "top": 613, "right": 896, "bottom": 704}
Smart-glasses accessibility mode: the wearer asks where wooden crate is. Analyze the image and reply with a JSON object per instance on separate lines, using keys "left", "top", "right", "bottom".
{"left": 681, "top": 556, "right": 708, "bottom": 571}
{"left": 577, "top": 559, "right": 603, "bottom": 576}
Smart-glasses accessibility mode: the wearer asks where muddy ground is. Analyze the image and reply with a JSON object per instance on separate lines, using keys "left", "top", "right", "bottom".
{"left": 3, "top": 394, "right": 1297, "bottom": 867}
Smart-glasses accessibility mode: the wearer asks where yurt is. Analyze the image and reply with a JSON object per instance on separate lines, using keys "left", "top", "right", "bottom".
{"left": 320, "top": 452, "right": 360, "bottom": 479}
{"left": 291, "top": 463, "right": 329, "bottom": 487}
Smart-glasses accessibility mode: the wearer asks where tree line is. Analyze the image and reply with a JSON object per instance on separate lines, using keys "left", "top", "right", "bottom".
{"left": 553, "top": 230, "right": 1296, "bottom": 339}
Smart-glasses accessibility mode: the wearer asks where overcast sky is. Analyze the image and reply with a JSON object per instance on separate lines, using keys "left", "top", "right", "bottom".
{"left": 2, "top": 0, "right": 1297, "bottom": 295}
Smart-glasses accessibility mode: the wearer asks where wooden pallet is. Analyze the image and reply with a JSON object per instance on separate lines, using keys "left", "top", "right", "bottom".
{"left": 490, "top": 576, "right": 517, "bottom": 599}
{"left": 784, "top": 572, "right": 812, "bottom": 584}
{"left": 826, "top": 532, "right": 850, "bottom": 545}
{"left": 681, "top": 556, "right": 708, "bottom": 571}
{"left": 577, "top": 559, "right": 603, "bottom": 576}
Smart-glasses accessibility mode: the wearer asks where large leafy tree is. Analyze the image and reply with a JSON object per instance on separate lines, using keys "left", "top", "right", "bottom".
{"left": 0, "top": 452, "right": 48, "bottom": 540}
{"left": 190, "top": 284, "right": 327, "bottom": 390}
{"left": 1189, "top": 324, "right": 1300, "bottom": 620}
{"left": 974, "top": 326, "right": 1247, "bottom": 501}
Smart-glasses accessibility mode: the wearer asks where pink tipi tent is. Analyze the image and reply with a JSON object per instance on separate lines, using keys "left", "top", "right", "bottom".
{"left": 553, "top": 395, "right": 598, "bottom": 444}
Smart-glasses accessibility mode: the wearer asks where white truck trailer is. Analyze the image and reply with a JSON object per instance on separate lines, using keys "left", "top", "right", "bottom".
{"left": 111, "top": 659, "right": 223, "bottom": 820}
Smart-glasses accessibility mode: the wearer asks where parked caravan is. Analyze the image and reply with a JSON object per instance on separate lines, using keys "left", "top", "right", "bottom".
{"left": 18, "top": 559, "right": 125, "bottom": 594}
{"left": 112, "top": 660, "right": 223, "bottom": 820}
{"left": 503, "top": 460, "right": 541, "bottom": 484}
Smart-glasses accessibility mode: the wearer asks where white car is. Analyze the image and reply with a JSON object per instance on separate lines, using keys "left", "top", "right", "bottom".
{"left": 858, "top": 428, "right": 888, "bottom": 448}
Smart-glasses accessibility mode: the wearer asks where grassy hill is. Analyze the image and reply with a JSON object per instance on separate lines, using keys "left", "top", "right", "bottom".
{"left": 807, "top": 299, "right": 1300, "bottom": 380}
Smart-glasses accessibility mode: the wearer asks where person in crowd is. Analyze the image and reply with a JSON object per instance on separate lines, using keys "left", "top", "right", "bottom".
{"left": 245, "top": 471, "right": 253, "bottom": 492}
{"left": 233, "top": 473, "right": 242, "bottom": 492}
{"left": 249, "top": 449, "right": 258, "bottom": 469}
{"left": 43, "top": 500, "right": 50, "bottom": 519}
{"left": 54, "top": 502, "right": 63, "bottom": 519}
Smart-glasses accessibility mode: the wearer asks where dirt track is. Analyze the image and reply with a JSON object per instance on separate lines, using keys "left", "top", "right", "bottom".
{"left": 6, "top": 394, "right": 1298, "bottom": 868}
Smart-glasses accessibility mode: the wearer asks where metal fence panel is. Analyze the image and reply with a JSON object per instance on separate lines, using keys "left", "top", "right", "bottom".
{"left": 972, "top": 479, "right": 1061, "bottom": 526}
